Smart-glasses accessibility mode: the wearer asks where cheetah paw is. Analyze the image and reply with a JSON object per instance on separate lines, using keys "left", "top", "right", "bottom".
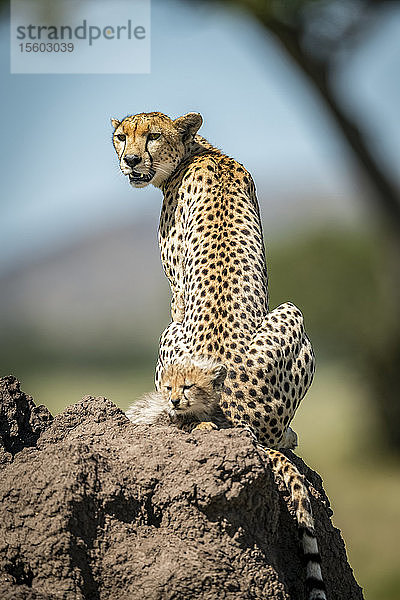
{"left": 193, "top": 421, "right": 218, "bottom": 431}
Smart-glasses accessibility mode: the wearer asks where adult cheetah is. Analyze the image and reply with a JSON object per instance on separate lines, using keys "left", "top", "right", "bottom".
{"left": 111, "top": 111, "right": 316, "bottom": 451}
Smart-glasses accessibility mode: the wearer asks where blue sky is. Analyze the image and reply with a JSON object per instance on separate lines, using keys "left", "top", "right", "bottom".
{"left": 1, "top": 0, "right": 400, "bottom": 273}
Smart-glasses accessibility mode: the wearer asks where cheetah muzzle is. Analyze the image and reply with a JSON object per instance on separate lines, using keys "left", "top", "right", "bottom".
{"left": 129, "top": 168, "right": 156, "bottom": 186}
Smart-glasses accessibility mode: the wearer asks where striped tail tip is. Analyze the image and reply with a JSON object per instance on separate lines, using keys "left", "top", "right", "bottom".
{"left": 306, "top": 575, "right": 327, "bottom": 599}
{"left": 301, "top": 528, "right": 327, "bottom": 599}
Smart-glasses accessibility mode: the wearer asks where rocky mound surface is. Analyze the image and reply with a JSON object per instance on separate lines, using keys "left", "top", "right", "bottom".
{"left": 0, "top": 376, "right": 363, "bottom": 599}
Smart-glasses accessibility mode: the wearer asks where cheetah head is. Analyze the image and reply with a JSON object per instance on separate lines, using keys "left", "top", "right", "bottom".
{"left": 111, "top": 111, "right": 203, "bottom": 188}
{"left": 160, "top": 357, "right": 227, "bottom": 421}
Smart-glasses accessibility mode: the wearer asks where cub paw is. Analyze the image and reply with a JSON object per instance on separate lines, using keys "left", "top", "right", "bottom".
{"left": 193, "top": 421, "right": 218, "bottom": 431}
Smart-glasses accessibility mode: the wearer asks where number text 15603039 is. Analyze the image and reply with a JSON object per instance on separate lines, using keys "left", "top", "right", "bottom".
{"left": 19, "top": 42, "right": 74, "bottom": 53}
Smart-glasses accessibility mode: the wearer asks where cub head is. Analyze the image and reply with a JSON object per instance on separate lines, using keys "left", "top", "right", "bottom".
{"left": 160, "top": 357, "right": 227, "bottom": 420}
{"left": 111, "top": 111, "right": 203, "bottom": 188}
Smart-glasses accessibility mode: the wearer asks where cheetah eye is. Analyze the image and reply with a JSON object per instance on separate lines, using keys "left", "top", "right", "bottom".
{"left": 116, "top": 134, "right": 126, "bottom": 142}
{"left": 183, "top": 384, "right": 194, "bottom": 391}
{"left": 165, "top": 385, "right": 172, "bottom": 391}
{"left": 148, "top": 132, "right": 161, "bottom": 141}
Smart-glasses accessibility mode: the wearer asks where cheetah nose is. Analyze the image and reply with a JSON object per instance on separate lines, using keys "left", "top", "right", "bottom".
{"left": 171, "top": 398, "right": 180, "bottom": 408}
{"left": 124, "top": 154, "right": 141, "bottom": 168}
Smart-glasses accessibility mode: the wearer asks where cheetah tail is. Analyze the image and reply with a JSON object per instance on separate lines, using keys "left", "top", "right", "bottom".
{"left": 265, "top": 448, "right": 327, "bottom": 600}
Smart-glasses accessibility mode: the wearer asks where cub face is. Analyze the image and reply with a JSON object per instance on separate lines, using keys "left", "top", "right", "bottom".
{"left": 111, "top": 111, "right": 202, "bottom": 188}
{"left": 160, "top": 359, "right": 227, "bottom": 420}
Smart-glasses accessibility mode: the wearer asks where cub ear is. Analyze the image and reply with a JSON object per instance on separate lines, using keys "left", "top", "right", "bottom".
{"left": 212, "top": 364, "right": 227, "bottom": 389}
{"left": 111, "top": 117, "right": 121, "bottom": 129}
{"left": 173, "top": 112, "right": 203, "bottom": 140}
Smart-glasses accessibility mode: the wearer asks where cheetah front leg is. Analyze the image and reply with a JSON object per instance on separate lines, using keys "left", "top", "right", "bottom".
{"left": 171, "top": 288, "right": 185, "bottom": 323}
{"left": 155, "top": 320, "right": 190, "bottom": 390}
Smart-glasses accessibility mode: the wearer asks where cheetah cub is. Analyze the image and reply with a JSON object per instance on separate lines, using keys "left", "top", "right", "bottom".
{"left": 126, "top": 357, "right": 230, "bottom": 432}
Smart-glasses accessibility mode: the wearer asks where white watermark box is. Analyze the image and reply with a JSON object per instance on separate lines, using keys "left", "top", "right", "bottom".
{"left": 10, "top": 0, "right": 151, "bottom": 74}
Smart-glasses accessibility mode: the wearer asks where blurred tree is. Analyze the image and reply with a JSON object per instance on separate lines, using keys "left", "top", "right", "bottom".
{"left": 192, "top": 0, "right": 400, "bottom": 450}
{"left": 268, "top": 228, "right": 389, "bottom": 385}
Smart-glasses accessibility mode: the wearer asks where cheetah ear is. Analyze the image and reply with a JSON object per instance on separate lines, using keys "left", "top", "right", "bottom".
{"left": 212, "top": 364, "right": 227, "bottom": 389}
{"left": 111, "top": 117, "right": 121, "bottom": 130}
{"left": 173, "top": 112, "right": 203, "bottom": 140}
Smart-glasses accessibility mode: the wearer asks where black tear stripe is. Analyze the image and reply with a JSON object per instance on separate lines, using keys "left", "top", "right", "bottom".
{"left": 144, "top": 134, "right": 153, "bottom": 169}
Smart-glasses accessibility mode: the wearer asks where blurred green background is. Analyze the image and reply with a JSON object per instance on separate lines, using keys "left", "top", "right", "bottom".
{"left": 1, "top": 1, "right": 400, "bottom": 598}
